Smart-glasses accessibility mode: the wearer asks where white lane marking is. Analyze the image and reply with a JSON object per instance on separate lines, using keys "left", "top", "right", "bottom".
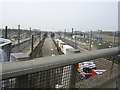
{"left": 52, "top": 54, "right": 55, "bottom": 56}
{"left": 51, "top": 49, "right": 53, "bottom": 50}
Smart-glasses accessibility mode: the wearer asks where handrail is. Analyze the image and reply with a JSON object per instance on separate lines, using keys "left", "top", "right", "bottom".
{"left": 2, "top": 47, "right": 119, "bottom": 79}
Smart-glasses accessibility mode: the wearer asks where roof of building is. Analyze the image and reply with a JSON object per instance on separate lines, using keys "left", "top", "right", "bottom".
{"left": 11, "top": 52, "right": 29, "bottom": 61}
{"left": 0, "top": 49, "right": 8, "bottom": 62}
{"left": 0, "top": 38, "right": 11, "bottom": 47}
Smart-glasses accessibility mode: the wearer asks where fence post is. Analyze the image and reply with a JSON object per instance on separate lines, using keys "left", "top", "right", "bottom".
{"left": 70, "top": 64, "right": 77, "bottom": 88}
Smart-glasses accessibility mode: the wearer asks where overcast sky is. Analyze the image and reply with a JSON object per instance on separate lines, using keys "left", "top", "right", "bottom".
{"left": 0, "top": 1, "right": 118, "bottom": 32}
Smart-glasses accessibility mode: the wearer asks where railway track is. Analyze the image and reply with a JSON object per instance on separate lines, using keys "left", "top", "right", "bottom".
{"left": 58, "top": 37, "right": 119, "bottom": 88}
{"left": 31, "top": 38, "right": 46, "bottom": 58}
{"left": 30, "top": 36, "right": 119, "bottom": 88}
{"left": 32, "top": 37, "right": 60, "bottom": 58}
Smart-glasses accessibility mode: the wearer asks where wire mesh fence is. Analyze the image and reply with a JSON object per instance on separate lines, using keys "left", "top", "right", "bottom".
{"left": 1, "top": 47, "right": 119, "bottom": 89}
{"left": 1, "top": 64, "right": 79, "bottom": 88}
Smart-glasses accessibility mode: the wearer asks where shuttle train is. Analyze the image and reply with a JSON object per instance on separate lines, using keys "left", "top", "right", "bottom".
{"left": 55, "top": 38, "right": 106, "bottom": 79}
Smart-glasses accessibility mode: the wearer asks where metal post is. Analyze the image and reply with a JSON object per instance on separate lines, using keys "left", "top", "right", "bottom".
{"left": 113, "top": 31, "right": 116, "bottom": 47}
{"left": 41, "top": 31, "right": 42, "bottom": 40}
{"left": 18, "top": 25, "right": 20, "bottom": 52}
{"left": 87, "top": 31, "right": 89, "bottom": 41}
{"left": 71, "top": 28, "right": 73, "bottom": 39}
{"left": 31, "top": 35, "right": 34, "bottom": 59}
{"left": 98, "top": 30, "right": 100, "bottom": 49}
{"left": 101, "top": 30, "right": 102, "bottom": 40}
{"left": 64, "top": 29, "right": 66, "bottom": 38}
{"left": 5, "top": 26, "right": 7, "bottom": 39}
{"left": 79, "top": 31, "right": 80, "bottom": 36}
{"left": 89, "top": 30, "right": 92, "bottom": 51}
{"left": 74, "top": 31, "right": 77, "bottom": 49}
{"left": 39, "top": 31, "right": 41, "bottom": 43}
{"left": 30, "top": 27, "right": 31, "bottom": 38}
{"left": 70, "top": 64, "right": 77, "bottom": 88}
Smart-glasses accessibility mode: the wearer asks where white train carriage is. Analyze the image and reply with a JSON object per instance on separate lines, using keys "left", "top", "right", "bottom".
{"left": 55, "top": 39, "right": 75, "bottom": 54}
{"left": 61, "top": 45, "right": 74, "bottom": 54}
{"left": 55, "top": 39, "right": 63, "bottom": 47}
{"left": 55, "top": 39, "right": 66, "bottom": 49}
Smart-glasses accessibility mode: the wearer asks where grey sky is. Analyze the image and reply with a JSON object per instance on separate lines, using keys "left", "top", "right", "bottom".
{"left": 1, "top": 2, "right": 118, "bottom": 32}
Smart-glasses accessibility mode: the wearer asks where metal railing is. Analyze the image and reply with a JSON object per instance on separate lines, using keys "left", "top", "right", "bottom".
{"left": 1, "top": 47, "right": 120, "bottom": 88}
